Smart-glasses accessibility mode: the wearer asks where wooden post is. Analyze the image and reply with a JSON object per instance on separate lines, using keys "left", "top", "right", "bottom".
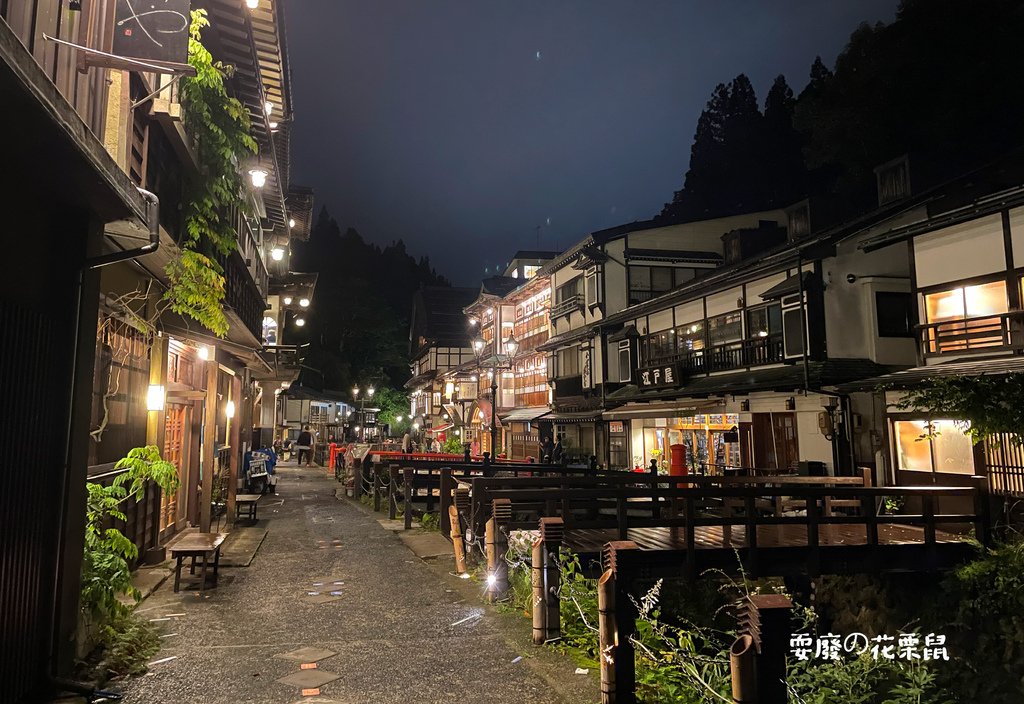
{"left": 491, "top": 498, "right": 511, "bottom": 601}
{"left": 729, "top": 634, "right": 757, "bottom": 703}
{"left": 373, "top": 463, "right": 383, "bottom": 512}
{"left": 403, "top": 467, "right": 414, "bottom": 530}
{"left": 540, "top": 517, "right": 564, "bottom": 641}
{"left": 226, "top": 374, "right": 241, "bottom": 526}
{"left": 199, "top": 356, "right": 218, "bottom": 533}
{"left": 449, "top": 504, "right": 467, "bottom": 574}
{"left": 532, "top": 539, "right": 547, "bottom": 644}
{"left": 973, "top": 475, "right": 992, "bottom": 547}
{"left": 145, "top": 333, "right": 168, "bottom": 560}
{"left": 605, "top": 541, "right": 639, "bottom": 704}
{"left": 598, "top": 569, "right": 617, "bottom": 703}
{"left": 440, "top": 467, "right": 454, "bottom": 536}
{"left": 388, "top": 465, "right": 399, "bottom": 520}
{"left": 746, "top": 594, "right": 793, "bottom": 703}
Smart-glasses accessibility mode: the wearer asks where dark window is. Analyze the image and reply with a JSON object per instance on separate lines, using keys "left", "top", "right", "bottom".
{"left": 877, "top": 158, "right": 910, "bottom": 205}
{"left": 876, "top": 291, "right": 914, "bottom": 338}
{"left": 708, "top": 312, "right": 743, "bottom": 346}
{"left": 617, "top": 341, "right": 631, "bottom": 382}
{"left": 556, "top": 277, "right": 582, "bottom": 303}
{"left": 746, "top": 304, "right": 782, "bottom": 339}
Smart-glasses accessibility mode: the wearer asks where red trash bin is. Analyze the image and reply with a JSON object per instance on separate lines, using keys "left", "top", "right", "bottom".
{"left": 669, "top": 444, "right": 687, "bottom": 476}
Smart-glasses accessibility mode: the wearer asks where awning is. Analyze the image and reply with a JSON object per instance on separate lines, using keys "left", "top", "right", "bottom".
{"left": 603, "top": 399, "right": 724, "bottom": 420}
{"left": 607, "top": 325, "right": 640, "bottom": 342}
{"left": 541, "top": 410, "right": 603, "bottom": 424}
{"left": 835, "top": 356, "right": 1024, "bottom": 392}
{"left": 425, "top": 423, "right": 454, "bottom": 434}
{"left": 759, "top": 272, "right": 816, "bottom": 300}
{"left": 499, "top": 406, "right": 550, "bottom": 422}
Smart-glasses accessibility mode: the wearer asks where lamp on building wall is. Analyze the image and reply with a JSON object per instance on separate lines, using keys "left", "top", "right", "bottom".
{"left": 283, "top": 296, "right": 293, "bottom": 305}
{"left": 246, "top": 0, "right": 259, "bottom": 8}
{"left": 299, "top": 298, "right": 310, "bottom": 307}
{"left": 270, "top": 247, "right": 285, "bottom": 261}
{"left": 264, "top": 101, "right": 274, "bottom": 116}
{"left": 226, "top": 400, "right": 236, "bottom": 419}
{"left": 785, "top": 397, "right": 796, "bottom": 411}
{"left": 146, "top": 385, "right": 165, "bottom": 412}
{"left": 197, "top": 345, "right": 210, "bottom": 361}
{"left": 295, "top": 318, "right": 306, "bottom": 327}
{"left": 289, "top": 218, "right": 296, "bottom": 229}
{"left": 249, "top": 167, "right": 268, "bottom": 188}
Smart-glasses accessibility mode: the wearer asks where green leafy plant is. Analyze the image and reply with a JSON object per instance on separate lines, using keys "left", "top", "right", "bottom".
{"left": 165, "top": 9, "right": 259, "bottom": 337}
{"left": 81, "top": 447, "right": 179, "bottom": 619}
{"left": 419, "top": 511, "right": 440, "bottom": 531}
{"left": 887, "top": 373, "right": 1024, "bottom": 445}
{"left": 82, "top": 611, "right": 161, "bottom": 682}
{"left": 442, "top": 436, "right": 464, "bottom": 455}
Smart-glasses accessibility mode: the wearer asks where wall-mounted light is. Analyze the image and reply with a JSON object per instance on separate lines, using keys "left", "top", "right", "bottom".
{"left": 197, "top": 345, "right": 210, "bottom": 361}
{"left": 295, "top": 318, "right": 306, "bottom": 327}
{"left": 270, "top": 247, "right": 284, "bottom": 261}
{"left": 740, "top": 400, "right": 750, "bottom": 412}
{"left": 299, "top": 298, "right": 310, "bottom": 308}
{"left": 468, "top": 318, "right": 478, "bottom": 326}
{"left": 283, "top": 296, "right": 293, "bottom": 305}
{"left": 289, "top": 218, "right": 296, "bottom": 228}
{"left": 249, "top": 168, "right": 268, "bottom": 188}
{"left": 264, "top": 101, "right": 274, "bottom": 116}
{"left": 269, "top": 121, "right": 279, "bottom": 130}
{"left": 785, "top": 397, "right": 796, "bottom": 411}
{"left": 226, "top": 400, "right": 236, "bottom": 419}
{"left": 455, "top": 429, "right": 461, "bottom": 436}
{"left": 246, "top": 0, "right": 259, "bottom": 8}
{"left": 147, "top": 385, "right": 165, "bottom": 412}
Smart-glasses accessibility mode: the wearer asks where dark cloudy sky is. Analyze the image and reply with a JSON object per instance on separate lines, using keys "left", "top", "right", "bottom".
{"left": 287, "top": 0, "right": 899, "bottom": 285}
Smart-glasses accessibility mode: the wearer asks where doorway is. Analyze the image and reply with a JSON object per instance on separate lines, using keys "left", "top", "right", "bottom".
{"left": 751, "top": 412, "right": 799, "bottom": 472}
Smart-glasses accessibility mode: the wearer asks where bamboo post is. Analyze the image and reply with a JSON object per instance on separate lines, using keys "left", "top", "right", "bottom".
{"left": 539, "top": 517, "right": 564, "bottom": 641}
{"left": 439, "top": 467, "right": 454, "bottom": 536}
{"left": 598, "top": 569, "right": 617, "bottom": 704}
{"left": 403, "top": 467, "right": 414, "bottom": 530}
{"left": 730, "top": 634, "right": 757, "bottom": 703}
{"left": 449, "top": 504, "right": 467, "bottom": 574}
{"left": 485, "top": 517, "right": 498, "bottom": 603}
{"left": 531, "top": 539, "right": 546, "bottom": 644}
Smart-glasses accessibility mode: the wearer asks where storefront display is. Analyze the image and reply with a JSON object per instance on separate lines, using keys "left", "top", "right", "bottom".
{"left": 633, "top": 414, "right": 740, "bottom": 472}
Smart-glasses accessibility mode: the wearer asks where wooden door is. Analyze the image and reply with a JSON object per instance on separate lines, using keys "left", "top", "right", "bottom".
{"left": 160, "top": 403, "right": 188, "bottom": 540}
{"left": 751, "top": 413, "right": 799, "bottom": 472}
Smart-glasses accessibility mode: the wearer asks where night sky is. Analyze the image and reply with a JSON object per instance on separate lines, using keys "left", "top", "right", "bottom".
{"left": 287, "top": 1, "right": 899, "bottom": 285}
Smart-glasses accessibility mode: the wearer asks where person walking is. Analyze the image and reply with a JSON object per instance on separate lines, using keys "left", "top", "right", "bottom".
{"left": 296, "top": 425, "right": 314, "bottom": 467}
{"left": 541, "top": 436, "right": 554, "bottom": 463}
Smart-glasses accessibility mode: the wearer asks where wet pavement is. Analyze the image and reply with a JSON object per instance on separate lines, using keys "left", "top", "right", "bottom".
{"left": 116, "top": 461, "right": 594, "bottom": 704}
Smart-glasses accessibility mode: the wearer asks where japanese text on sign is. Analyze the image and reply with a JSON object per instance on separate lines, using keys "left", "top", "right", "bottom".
{"left": 789, "top": 633, "right": 949, "bottom": 662}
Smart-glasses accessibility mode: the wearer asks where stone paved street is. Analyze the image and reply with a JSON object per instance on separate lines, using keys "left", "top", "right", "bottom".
{"left": 116, "top": 462, "right": 594, "bottom": 704}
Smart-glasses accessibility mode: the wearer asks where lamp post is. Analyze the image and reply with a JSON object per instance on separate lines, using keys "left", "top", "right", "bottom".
{"left": 352, "top": 385, "right": 375, "bottom": 442}
{"left": 473, "top": 333, "right": 519, "bottom": 459}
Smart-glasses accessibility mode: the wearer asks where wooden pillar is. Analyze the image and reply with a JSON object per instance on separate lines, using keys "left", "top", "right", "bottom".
{"left": 531, "top": 539, "right": 546, "bottom": 644}
{"left": 489, "top": 498, "right": 511, "bottom": 601}
{"left": 373, "top": 462, "right": 383, "bottom": 512}
{"left": 199, "top": 356, "right": 218, "bottom": 533}
{"left": 484, "top": 517, "right": 498, "bottom": 603}
{"left": 605, "top": 541, "right": 640, "bottom": 704}
{"left": 227, "top": 374, "right": 241, "bottom": 526}
{"left": 598, "top": 569, "right": 616, "bottom": 703}
{"left": 403, "top": 467, "right": 414, "bottom": 530}
{"left": 539, "top": 517, "right": 564, "bottom": 641}
{"left": 744, "top": 594, "right": 794, "bottom": 703}
{"left": 388, "top": 465, "right": 400, "bottom": 520}
{"left": 973, "top": 474, "right": 992, "bottom": 547}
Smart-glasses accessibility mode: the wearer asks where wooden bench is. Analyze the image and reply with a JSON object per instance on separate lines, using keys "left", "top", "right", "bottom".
{"left": 170, "top": 532, "right": 226, "bottom": 595}
{"left": 235, "top": 493, "right": 262, "bottom": 521}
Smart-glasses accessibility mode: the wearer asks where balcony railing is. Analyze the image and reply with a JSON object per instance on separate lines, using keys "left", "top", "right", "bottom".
{"left": 645, "top": 335, "right": 784, "bottom": 375}
{"left": 920, "top": 312, "right": 1024, "bottom": 356}
{"left": 221, "top": 250, "right": 266, "bottom": 340}
{"left": 628, "top": 288, "right": 663, "bottom": 305}
{"left": 551, "top": 294, "right": 583, "bottom": 319}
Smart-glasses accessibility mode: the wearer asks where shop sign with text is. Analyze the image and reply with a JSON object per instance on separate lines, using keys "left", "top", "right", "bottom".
{"left": 638, "top": 364, "right": 680, "bottom": 389}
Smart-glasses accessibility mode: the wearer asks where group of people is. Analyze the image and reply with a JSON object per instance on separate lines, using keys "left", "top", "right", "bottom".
{"left": 401, "top": 431, "right": 442, "bottom": 454}
{"left": 540, "top": 436, "right": 564, "bottom": 464}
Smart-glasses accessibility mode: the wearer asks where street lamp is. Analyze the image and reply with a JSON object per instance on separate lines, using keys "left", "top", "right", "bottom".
{"left": 474, "top": 332, "right": 518, "bottom": 460}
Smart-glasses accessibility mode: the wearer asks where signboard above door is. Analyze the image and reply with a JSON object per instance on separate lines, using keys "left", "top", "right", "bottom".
{"left": 637, "top": 363, "right": 681, "bottom": 390}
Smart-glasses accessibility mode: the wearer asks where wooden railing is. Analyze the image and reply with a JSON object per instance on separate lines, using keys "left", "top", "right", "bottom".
{"left": 644, "top": 334, "right": 784, "bottom": 374}
{"left": 550, "top": 294, "right": 583, "bottom": 319}
{"left": 919, "top": 312, "right": 1023, "bottom": 355}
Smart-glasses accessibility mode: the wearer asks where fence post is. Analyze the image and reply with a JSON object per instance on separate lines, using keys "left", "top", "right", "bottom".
{"left": 403, "top": 467, "right": 414, "bottom": 530}
{"left": 389, "top": 465, "right": 399, "bottom": 520}
{"left": 439, "top": 467, "right": 454, "bottom": 536}
{"left": 973, "top": 475, "right": 992, "bottom": 547}
{"left": 539, "top": 517, "right": 564, "bottom": 641}
{"left": 373, "top": 462, "right": 382, "bottom": 512}
{"left": 490, "top": 498, "right": 511, "bottom": 601}
{"left": 532, "top": 539, "right": 547, "bottom": 644}
{"left": 603, "top": 541, "right": 640, "bottom": 704}
{"left": 598, "top": 569, "right": 616, "bottom": 703}
{"left": 738, "top": 594, "right": 794, "bottom": 703}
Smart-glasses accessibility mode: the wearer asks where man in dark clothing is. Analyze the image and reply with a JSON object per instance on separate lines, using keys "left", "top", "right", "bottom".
{"left": 552, "top": 437, "right": 564, "bottom": 464}
{"left": 296, "top": 426, "right": 314, "bottom": 466}
{"left": 541, "top": 437, "right": 554, "bottom": 463}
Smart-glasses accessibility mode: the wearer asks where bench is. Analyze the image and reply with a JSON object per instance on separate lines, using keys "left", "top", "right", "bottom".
{"left": 235, "top": 493, "right": 262, "bottom": 521}
{"left": 170, "top": 532, "right": 226, "bottom": 595}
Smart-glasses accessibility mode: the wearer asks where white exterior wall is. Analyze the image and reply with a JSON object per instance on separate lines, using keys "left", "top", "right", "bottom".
{"left": 913, "top": 214, "right": 1005, "bottom": 288}
{"left": 626, "top": 210, "right": 787, "bottom": 252}
{"left": 1010, "top": 207, "right": 1024, "bottom": 267}
{"left": 604, "top": 239, "right": 629, "bottom": 317}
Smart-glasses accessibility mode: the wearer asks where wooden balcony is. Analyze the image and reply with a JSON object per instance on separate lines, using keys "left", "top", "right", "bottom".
{"left": 551, "top": 294, "right": 583, "bottom": 319}
{"left": 646, "top": 335, "right": 785, "bottom": 375}
{"left": 920, "top": 312, "right": 1024, "bottom": 356}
